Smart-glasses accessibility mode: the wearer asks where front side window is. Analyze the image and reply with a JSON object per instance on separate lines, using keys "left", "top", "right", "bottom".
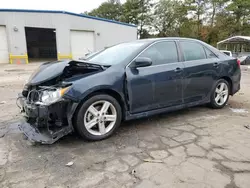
{"left": 180, "top": 41, "right": 206, "bottom": 61}
{"left": 139, "top": 41, "right": 178, "bottom": 65}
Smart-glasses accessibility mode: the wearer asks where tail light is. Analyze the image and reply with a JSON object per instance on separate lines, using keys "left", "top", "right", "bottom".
{"left": 237, "top": 59, "right": 241, "bottom": 67}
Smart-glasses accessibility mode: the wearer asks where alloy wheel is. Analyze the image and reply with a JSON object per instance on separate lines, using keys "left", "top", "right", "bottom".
{"left": 84, "top": 100, "right": 117, "bottom": 136}
{"left": 214, "top": 82, "right": 229, "bottom": 106}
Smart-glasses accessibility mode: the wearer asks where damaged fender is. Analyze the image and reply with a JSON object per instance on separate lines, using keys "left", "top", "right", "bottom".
{"left": 18, "top": 60, "right": 111, "bottom": 144}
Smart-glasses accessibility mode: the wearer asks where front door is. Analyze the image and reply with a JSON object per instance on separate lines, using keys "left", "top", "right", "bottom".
{"left": 126, "top": 66, "right": 155, "bottom": 114}
{"left": 126, "top": 41, "right": 184, "bottom": 114}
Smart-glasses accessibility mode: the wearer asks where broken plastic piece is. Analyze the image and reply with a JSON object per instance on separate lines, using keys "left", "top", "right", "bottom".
{"left": 66, "top": 161, "right": 74, "bottom": 166}
{"left": 0, "top": 101, "right": 6, "bottom": 105}
{"left": 19, "top": 122, "right": 73, "bottom": 144}
{"left": 143, "top": 158, "right": 163, "bottom": 163}
{"left": 244, "top": 125, "right": 250, "bottom": 129}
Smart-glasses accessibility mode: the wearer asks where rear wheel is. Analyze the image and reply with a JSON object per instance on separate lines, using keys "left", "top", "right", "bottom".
{"left": 210, "top": 79, "right": 229, "bottom": 109}
{"left": 75, "top": 94, "right": 122, "bottom": 141}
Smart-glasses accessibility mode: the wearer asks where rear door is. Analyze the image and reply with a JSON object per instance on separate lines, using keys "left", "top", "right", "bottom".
{"left": 126, "top": 41, "right": 184, "bottom": 114}
{"left": 179, "top": 40, "right": 220, "bottom": 103}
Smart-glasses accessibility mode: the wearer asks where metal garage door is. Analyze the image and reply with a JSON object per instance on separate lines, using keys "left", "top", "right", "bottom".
{"left": 70, "top": 30, "right": 94, "bottom": 60}
{"left": 0, "top": 26, "right": 8, "bottom": 64}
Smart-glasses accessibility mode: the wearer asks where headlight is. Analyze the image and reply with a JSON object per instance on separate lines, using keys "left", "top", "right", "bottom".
{"left": 40, "top": 87, "right": 70, "bottom": 105}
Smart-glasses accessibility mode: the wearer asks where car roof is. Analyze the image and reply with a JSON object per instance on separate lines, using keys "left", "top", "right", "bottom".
{"left": 131, "top": 37, "right": 229, "bottom": 60}
{"left": 220, "top": 50, "right": 232, "bottom": 53}
{"left": 132, "top": 37, "right": 205, "bottom": 45}
{"left": 120, "top": 37, "right": 220, "bottom": 55}
{"left": 140, "top": 37, "right": 199, "bottom": 41}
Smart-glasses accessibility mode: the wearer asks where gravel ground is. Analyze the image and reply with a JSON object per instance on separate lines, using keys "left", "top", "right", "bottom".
{"left": 0, "top": 63, "right": 250, "bottom": 188}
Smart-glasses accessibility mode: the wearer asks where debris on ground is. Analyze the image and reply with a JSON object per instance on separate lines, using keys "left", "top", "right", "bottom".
{"left": 0, "top": 132, "right": 5, "bottom": 138}
{"left": 130, "top": 169, "right": 136, "bottom": 175}
{"left": 65, "top": 161, "right": 74, "bottom": 167}
{"left": 230, "top": 108, "right": 248, "bottom": 113}
{"left": 117, "top": 144, "right": 126, "bottom": 149}
{"left": 0, "top": 101, "right": 6, "bottom": 105}
{"left": 26, "top": 140, "right": 37, "bottom": 146}
{"left": 4, "top": 69, "right": 25, "bottom": 72}
{"left": 244, "top": 125, "right": 250, "bottom": 129}
{"left": 143, "top": 158, "right": 163, "bottom": 163}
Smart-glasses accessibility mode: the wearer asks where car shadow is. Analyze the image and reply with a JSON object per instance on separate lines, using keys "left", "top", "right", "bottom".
{"left": 49, "top": 104, "right": 211, "bottom": 148}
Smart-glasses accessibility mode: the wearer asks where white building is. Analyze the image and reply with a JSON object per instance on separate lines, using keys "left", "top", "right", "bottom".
{"left": 0, "top": 9, "right": 137, "bottom": 64}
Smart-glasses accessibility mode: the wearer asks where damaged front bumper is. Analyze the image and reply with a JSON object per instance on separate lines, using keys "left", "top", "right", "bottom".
{"left": 19, "top": 122, "right": 73, "bottom": 144}
{"left": 18, "top": 95, "right": 77, "bottom": 144}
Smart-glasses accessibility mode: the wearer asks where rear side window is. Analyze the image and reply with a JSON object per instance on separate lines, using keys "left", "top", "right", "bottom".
{"left": 180, "top": 41, "right": 206, "bottom": 61}
{"left": 139, "top": 41, "right": 178, "bottom": 65}
{"left": 204, "top": 47, "right": 217, "bottom": 58}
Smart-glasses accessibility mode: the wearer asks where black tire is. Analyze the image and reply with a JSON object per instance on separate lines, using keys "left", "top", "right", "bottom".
{"left": 74, "top": 94, "right": 122, "bottom": 141}
{"left": 209, "top": 79, "right": 230, "bottom": 109}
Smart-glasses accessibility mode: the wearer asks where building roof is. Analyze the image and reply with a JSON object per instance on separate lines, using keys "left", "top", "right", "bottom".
{"left": 0, "top": 9, "right": 137, "bottom": 28}
{"left": 217, "top": 36, "right": 250, "bottom": 44}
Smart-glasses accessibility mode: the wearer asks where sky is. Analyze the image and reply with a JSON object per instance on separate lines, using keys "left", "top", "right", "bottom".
{"left": 1, "top": 0, "right": 125, "bottom": 13}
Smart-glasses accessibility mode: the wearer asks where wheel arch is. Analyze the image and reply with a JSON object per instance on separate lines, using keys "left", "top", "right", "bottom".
{"left": 219, "top": 76, "right": 233, "bottom": 95}
{"left": 73, "top": 88, "right": 127, "bottom": 123}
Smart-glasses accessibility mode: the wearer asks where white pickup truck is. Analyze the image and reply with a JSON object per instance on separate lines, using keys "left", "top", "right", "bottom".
{"left": 220, "top": 50, "right": 233, "bottom": 57}
{"left": 220, "top": 50, "right": 250, "bottom": 65}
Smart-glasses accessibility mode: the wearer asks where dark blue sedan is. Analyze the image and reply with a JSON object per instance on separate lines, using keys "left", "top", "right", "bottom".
{"left": 18, "top": 38, "right": 241, "bottom": 144}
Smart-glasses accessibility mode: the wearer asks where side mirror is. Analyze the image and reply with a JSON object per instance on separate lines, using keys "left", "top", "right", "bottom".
{"left": 132, "top": 57, "right": 152, "bottom": 68}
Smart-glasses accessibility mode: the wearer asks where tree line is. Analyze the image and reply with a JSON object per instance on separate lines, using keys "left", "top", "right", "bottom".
{"left": 84, "top": 0, "right": 250, "bottom": 46}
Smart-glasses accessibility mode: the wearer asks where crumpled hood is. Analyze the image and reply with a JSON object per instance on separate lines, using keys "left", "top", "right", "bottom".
{"left": 27, "top": 61, "right": 69, "bottom": 85}
{"left": 26, "top": 60, "right": 104, "bottom": 86}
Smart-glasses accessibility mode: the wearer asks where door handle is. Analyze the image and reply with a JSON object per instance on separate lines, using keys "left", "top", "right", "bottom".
{"left": 213, "top": 62, "right": 219, "bottom": 67}
{"left": 174, "top": 67, "right": 183, "bottom": 73}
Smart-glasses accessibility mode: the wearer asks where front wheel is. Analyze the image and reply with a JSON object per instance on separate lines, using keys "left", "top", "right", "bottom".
{"left": 210, "top": 79, "right": 230, "bottom": 109}
{"left": 74, "top": 94, "right": 122, "bottom": 141}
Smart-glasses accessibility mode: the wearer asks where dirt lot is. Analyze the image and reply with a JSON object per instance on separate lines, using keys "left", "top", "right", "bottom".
{"left": 0, "top": 63, "right": 250, "bottom": 188}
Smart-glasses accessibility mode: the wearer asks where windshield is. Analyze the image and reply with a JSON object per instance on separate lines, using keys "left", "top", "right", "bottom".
{"left": 80, "top": 51, "right": 100, "bottom": 60}
{"left": 87, "top": 42, "right": 145, "bottom": 65}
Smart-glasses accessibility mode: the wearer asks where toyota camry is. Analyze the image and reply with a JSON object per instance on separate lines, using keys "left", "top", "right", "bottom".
{"left": 17, "top": 38, "right": 241, "bottom": 144}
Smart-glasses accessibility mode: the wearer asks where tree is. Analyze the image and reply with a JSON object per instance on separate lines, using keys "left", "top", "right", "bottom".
{"left": 186, "top": 0, "right": 206, "bottom": 39}
{"left": 121, "top": 0, "right": 153, "bottom": 38}
{"left": 87, "top": 0, "right": 123, "bottom": 21}
{"left": 83, "top": 0, "right": 250, "bottom": 46}
{"left": 178, "top": 19, "right": 198, "bottom": 38}
{"left": 226, "top": 0, "right": 250, "bottom": 35}
{"left": 207, "top": 0, "right": 227, "bottom": 27}
{"left": 201, "top": 0, "right": 227, "bottom": 45}
{"left": 153, "top": 0, "right": 190, "bottom": 37}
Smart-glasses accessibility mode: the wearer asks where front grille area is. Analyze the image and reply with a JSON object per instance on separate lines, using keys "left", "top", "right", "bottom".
{"left": 22, "top": 85, "right": 41, "bottom": 103}
{"left": 21, "top": 97, "right": 69, "bottom": 128}
{"left": 22, "top": 85, "right": 29, "bottom": 97}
